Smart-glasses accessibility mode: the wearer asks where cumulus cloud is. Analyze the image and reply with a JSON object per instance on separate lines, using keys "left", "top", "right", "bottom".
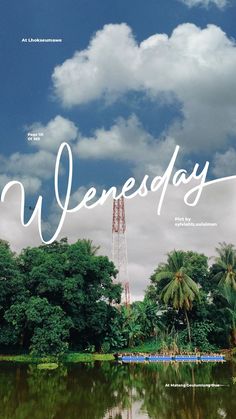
{"left": 180, "top": 0, "right": 228, "bottom": 9}
{"left": 1, "top": 175, "right": 236, "bottom": 300}
{"left": 28, "top": 115, "right": 78, "bottom": 152}
{"left": 212, "top": 148, "right": 236, "bottom": 177}
{"left": 45, "top": 178, "right": 236, "bottom": 300}
{"left": 0, "top": 115, "right": 77, "bottom": 195}
{"left": 0, "top": 185, "right": 42, "bottom": 250}
{"left": 52, "top": 23, "right": 236, "bottom": 153}
{"left": 0, "top": 150, "right": 55, "bottom": 180}
{"left": 52, "top": 24, "right": 139, "bottom": 107}
{"left": 0, "top": 149, "right": 56, "bottom": 195}
{"left": 0, "top": 175, "right": 42, "bottom": 194}
{"left": 76, "top": 114, "right": 177, "bottom": 176}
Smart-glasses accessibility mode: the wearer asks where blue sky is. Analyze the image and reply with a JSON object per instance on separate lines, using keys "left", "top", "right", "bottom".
{"left": 0, "top": 0, "right": 235, "bottom": 224}
{"left": 1, "top": 0, "right": 236, "bottom": 298}
{"left": 0, "top": 0, "right": 235, "bottom": 157}
{"left": 0, "top": 0, "right": 235, "bottom": 134}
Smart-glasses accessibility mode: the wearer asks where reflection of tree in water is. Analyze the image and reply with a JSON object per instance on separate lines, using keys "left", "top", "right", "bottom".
{"left": 0, "top": 362, "right": 132, "bottom": 419}
{"left": 132, "top": 362, "right": 235, "bottom": 419}
{"left": 0, "top": 365, "right": 69, "bottom": 419}
{"left": 0, "top": 362, "right": 235, "bottom": 419}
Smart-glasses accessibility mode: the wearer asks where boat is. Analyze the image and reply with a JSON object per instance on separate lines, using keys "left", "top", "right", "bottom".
{"left": 200, "top": 355, "right": 224, "bottom": 361}
{"left": 174, "top": 355, "right": 199, "bottom": 361}
{"left": 118, "top": 354, "right": 225, "bottom": 363}
{"left": 148, "top": 356, "right": 173, "bottom": 362}
{"left": 121, "top": 356, "right": 146, "bottom": 362}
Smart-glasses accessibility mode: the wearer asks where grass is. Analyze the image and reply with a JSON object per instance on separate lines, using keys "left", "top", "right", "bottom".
{"left": 0, "top": 341, "right": 231, "bottom": 364}
{"left": 0, "top": 354, "right": 58, "bottom": 364}
{"left": 0, "top": 352, "right": 115, "bottom": 364}
{"left": 119, "top": 340, "right": 160, "bottom": 354}
{"left": 63, "top": 353, "right": 114, "bottom": 363}
{"left": 37, "top": 363, "right": 59, "bottom": 370}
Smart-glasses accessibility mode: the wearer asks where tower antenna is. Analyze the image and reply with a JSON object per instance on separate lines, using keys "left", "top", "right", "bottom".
{"left": 112, "top": 197, "right": 131, "bottom": 307}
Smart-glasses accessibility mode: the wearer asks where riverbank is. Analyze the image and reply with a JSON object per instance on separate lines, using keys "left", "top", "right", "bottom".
{"left": 0, "top": 353, "right": 115, "bottom": 364}
{"left": 0, "top": 349, "right": 233, "bottom": 364}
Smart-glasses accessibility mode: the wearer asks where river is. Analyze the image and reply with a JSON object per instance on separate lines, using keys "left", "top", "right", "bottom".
{"left": 0, "top": 361, "right": 235, "bottom": 418}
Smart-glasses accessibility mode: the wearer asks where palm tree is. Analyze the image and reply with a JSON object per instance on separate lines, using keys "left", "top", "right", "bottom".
{"left": 213, "top": 242, "right": 236, "bottom": 289}
{"left": 221, "top": 285, "right": 236, "bottom": 346}
{"left": 80, "top": 239, "right": 100, "bottom": 256}
{"left": 155, "top": 250, "right": 199, "bottom": 343}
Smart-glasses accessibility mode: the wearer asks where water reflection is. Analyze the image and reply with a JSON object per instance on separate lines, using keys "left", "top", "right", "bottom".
{"left": 0, "top": 361, "right": 235, "bottom": 419}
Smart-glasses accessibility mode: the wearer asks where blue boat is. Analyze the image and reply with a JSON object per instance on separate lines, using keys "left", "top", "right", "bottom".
{"left": 175, "top": 356, "right": 199, "bottom": 361}
{"left": 200, "top": 356, "right": 224, "bottom": 361}
{"left": 121, "top": 356, "right": 146, "bottom": 362}
{"left": 148, "top": 356, "right": 173, "bottom": 362}
{"left": 119, "top": 354, "right": 225, "bottom": 363}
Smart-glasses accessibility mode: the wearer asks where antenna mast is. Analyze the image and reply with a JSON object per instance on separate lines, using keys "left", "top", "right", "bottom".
{"left": 112, "top": 197, "right": 130, "bottom": 306}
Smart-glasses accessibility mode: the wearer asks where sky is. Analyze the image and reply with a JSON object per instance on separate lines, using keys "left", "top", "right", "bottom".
{"left": 0, "top": 0, "right": 236, "bottom": 299}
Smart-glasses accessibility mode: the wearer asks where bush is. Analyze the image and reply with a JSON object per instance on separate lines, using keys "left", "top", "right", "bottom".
{"left": 178, "top": 322, "right": 217, "bottom": 352}
{"left": 101, "top": 341, "right": 111, "bottom": 353}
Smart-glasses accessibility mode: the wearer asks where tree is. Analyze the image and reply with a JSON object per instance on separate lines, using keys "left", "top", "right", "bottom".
{"left": 17, "top": 238, "right": 122, "bottom": 352}
{"left": 5, "top": 296, "right": 72, "bottom": 355}
{"left": 0, "top": 240, "right": 26, "bottom": 349}
{"left": 182, "top": 251, "right": 208, "bottom": 289}
{"left": 146, "top": 251, "right": 207, "bottom": 301}
{"left": 212, "top": 242, "right": 236, "bottom": 289}
{"left": 155, "top": 250, "right": 200, "bottom": 343}
{"left": 221, "top": 285, "right": 236, "bottom": 346}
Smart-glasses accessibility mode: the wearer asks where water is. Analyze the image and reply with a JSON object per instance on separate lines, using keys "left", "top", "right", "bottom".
{"left": 0, "top": 361, "right": 235, "bottom": 419}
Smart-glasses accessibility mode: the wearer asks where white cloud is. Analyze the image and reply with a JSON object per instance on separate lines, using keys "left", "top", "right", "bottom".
{"left": 2, "top": 177, "right": 236, "bottom": 300}
{"left": 180, "top": 0, "right": 228, "bottom": 9}
{"left": 52, "top": 23, "right": 236, "bottom": 153}
{"left": 212, "top": 148, "right": 236, "bottom": 177}
{"left": 52, "top": 24, "right": 139, "bottom": 107}
{"left": 0, "top": 175, "right": 42, "bottom": 194}
{"left": 47, "top": 179, "right": 236, "bottom": 300}
{"left": 0, "top": 115, "right": 77, "bottom": 195}
{"left": 76, "top": 114, "right": 177, "bottom": 176}
{"left": 0, "top": 185, "right": 42, "bottom": 250}
{"left": 1, "top": 150, "right": 55, "bottom": 180}
{"left": 28, "top": 115, "right": 78, "bottom": 152}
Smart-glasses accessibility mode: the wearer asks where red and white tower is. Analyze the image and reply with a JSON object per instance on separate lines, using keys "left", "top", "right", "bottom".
{"left": 112, "top": 197, "right": 131, "bottom": 307}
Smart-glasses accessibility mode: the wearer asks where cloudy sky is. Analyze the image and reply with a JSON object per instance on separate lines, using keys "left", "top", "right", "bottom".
{"left": 0, "top": 0, "right": 236, "bottom": 299}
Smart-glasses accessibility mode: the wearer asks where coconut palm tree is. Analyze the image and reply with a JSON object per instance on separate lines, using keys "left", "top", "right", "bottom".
{"left": 221, "top": 285, "right": 236, "bottom": 346}
{"left": 155, "top": 250, "right": 199, "bottom": 343}
{"left": 213, "top": 242, "right": 236, "bottom": 290}
{"left": 81, "top": 239, "right": 100, "bottom": 256}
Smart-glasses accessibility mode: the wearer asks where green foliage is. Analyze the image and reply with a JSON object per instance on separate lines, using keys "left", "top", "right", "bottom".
{"left": 5, "top": 296, "right": 72, "bottom": 356}
{"left": 0, "top": 352, "right": 115, "bottom": 363}
{"left": 62, "top": 353, "right": 114, "bottom": 362}
{"left": 146, "top": 246, "right": 236, "bottom": 352}
{"left": 100, "top": 341, "right": 111, "bottom": 353}
{"left": 37, "top": 363, "right": 59, "bottom": 370}
{"left": 119, "top": 339, "right": 160, "bottom": 353}
{"left": 155, "top": 250, "right": 200, "bottom": 311}
{"left": 232, "top": 347, "right": 236, "bottom": 357}
{"left": 104, "top": 300, "right": 162, "bottom": 350}
{"left": 154, "top": 250, "right": 200, "bottom": 344}
{"left": 0, "top": 238, "right": 122, "bottom": 356}
{"left": 177, "top": 322, "right": 217, "bottom": 352}
{"left": 220, "top": 285, "right": 236, "bottom": 346}
{"left": 211, "top": 242, "right": 236, "bottom": 289}
{"left": 1, "top": 238, "right": 236, "bottom": 356}
{"left": 182, "top": 251, "right": 208, "bottom": 288}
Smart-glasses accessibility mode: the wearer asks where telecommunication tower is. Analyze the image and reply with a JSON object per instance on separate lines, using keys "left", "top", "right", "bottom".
{"left": 112, "top": 197, "right": 131, "bottom": 306}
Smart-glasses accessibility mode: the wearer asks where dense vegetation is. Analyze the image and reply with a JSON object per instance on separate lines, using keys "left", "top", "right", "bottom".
{"left": 0, "top": 238, "right": 235, "bottom": 356}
